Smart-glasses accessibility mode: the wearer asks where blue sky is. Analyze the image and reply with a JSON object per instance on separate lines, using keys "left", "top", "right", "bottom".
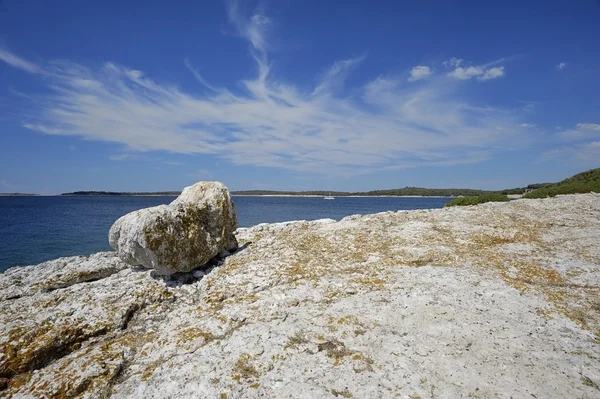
{"left": 0, "top": 0, "right": 599, "bottom": 194}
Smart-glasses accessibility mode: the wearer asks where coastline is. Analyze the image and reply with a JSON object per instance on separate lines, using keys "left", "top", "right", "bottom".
{"left": 231, "top": 194, "right": 455, "bottom": 198}
{"left": 1, "top": 194, "right": 456, "bottom": 198}
{"left": 1, "top": 194, "right": 599, "bottom": 397}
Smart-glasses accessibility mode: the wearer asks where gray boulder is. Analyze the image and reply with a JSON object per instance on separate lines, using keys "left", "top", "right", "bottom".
{"left": 109, "top": 181, "right": 238, "bottom": 275}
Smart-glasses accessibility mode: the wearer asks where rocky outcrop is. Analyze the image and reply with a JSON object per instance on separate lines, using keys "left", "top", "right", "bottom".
{"left": 1, "top": 194, "right": 600, "bottom": 398}
{"left": 109, "top": 181, "right": 238, "bottom": 275}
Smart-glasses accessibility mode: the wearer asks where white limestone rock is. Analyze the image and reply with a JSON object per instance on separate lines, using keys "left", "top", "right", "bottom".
{"left": 1, "top": 193, "right": 600, "bottom": 398}
{"left": 109, "top": 181, "right": 238, "bottom": 275}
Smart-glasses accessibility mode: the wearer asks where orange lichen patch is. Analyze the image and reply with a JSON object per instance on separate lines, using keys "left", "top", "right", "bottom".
{"left": 331, "top": 388, "right": 353, "bottom": 398}
{"left": 457, "top": 218, "right": 600, "bottom": 335}
{"left": 0, "top": 320, "right": 110, "bottom": 380}
{"left": 322, "top": 288, "right": 346, "bottom": 304}
{"left": 32, "top": 268, "right": 117, "bottom": 292}
{"left": 1, "top": 319, "right": 161, "bottom": 397}
{"left": 143, "top": 202, "right": 236, "bottom": 271}
{"left": 114, "top": 330, "right": 159, "bottom": 349}
{"left": 223, "top": 292, "right": 260, "bottom": 305}
{"left": 337, "top": 315, "right": 360, "bottom": 325}
{"left": 284, "top": 331, "right": 310, "bottom": 350}
{"left": 325, "top": 316, "right": 370, "bottom": 339}
{"left": 6, "top": 372, "right": 32, "bottom": 391}
{"left": 351, "top": 353, "right": 374, "bottom": 373}
{"left": 141, "top": 358, "right": 165, "bottom": 382}
{"left": 232, "top": 353, "right": 260, "bottom": 382}
{"left": 278, "top": 261, "right": 322, "bottom": 283}
{"left": 27, "top": 351, "right": 123, "bottom": 398}
{"left": 317, "top": 339, "right": 354, "bottom": 366}
{"left": 500, "top": 261, "right": 566, "bottom": 291}
{"left": 176, "top": 327, "right": 217, "bottom": 345}
{"left": 0, "top": 330, "right": 135, "bottom": 398}
{"left": 349, "top": 276, "right": 386, "bottom": 290}
{"left": 470, "top": 232, "right": 522, "bottom": 246}
{"left": 566, "top": 267, "right": 586, "bottom": 279}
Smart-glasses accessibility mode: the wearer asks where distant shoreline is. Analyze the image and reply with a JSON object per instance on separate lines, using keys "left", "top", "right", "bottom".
{"left": 1, "top": 193, "right": 456, "bottom": 198}
{"left": 60, "top": 194, "right": 179, "bottom": 197}
{"left": 7, "top": 194, "right": 455, "bottom": 198}
{"left": 231, "top": 194, "right": 455, "bottom": 198}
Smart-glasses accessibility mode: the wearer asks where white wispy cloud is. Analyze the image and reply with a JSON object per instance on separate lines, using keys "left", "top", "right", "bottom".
{"left": 0, "top": 47, "right": 40, "bottom": 73}
{"left": 576, "top": 123, "right": 600, "bottom": 131}
{"left": 109, "top": 154, "right": 141, "bottom": 161}
{"left": 442, "top": 57, "right": 463, "bottom": 68}
{"left": 408, "top": 65, "right": 432, "bottom": 82}
{"left": 519, "top": 123, "right": 536, "bottom": 128}
{"left": 313, "top": 55, "right": 365, "bottom": 95}
{"left": 555, "top": 123, "right": 600, "bottom": 141}
{"left": 225, "top": 0, "right": 271, "bottom": 89}
{"left": 479, "top": 66, "right": 504, "bottom": 81}
{"left": 0, "top": 4, "right": 527, "bottom": 175}
{"left": 184, "top": 58, "right": 223, "bottom": 93}
{"left": 542, "top": 141, "right": 600, "bottom": 165}
{"left": 445, "top": 58, "right": 505, "bottom": 81}
{"left": 556, "top": 62, "right": 567, "bottom": 70}
{"left": 447, "top": 66, "right": 484, "bottom": 80}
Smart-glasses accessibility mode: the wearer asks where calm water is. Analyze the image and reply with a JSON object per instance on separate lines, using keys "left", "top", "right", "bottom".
{"left": 0, "top": 195, "right": 451, "bottom": 271}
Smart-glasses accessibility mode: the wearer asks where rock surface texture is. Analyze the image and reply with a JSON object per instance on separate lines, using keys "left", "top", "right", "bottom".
{"left": 1, "top": 194, "right": 600, "bottom": 398}
{"left": 108, "top": 181, "right": 238, "bottom": 275}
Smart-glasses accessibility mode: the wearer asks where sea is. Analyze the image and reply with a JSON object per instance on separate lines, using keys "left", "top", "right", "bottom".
{"left": 0, "top": 195, "right": 452, "bottom": 272}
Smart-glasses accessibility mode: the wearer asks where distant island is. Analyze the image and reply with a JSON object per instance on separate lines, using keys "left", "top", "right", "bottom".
{"left": 232, "top": 188, "right": 489, "bottom": 196}
{"left": 231, "top": 185, "right": 551, "bottom": 197}
{"left": 61, "top": 191, "right": 181, "bottom": 196}
{"left": 60, "top": 185, "right": 546, "bottom": 197}
{"left": 56, "top": 167, "right": 600, "bottom": 198}
{"left": 0, "top": 193, "right": 40, "bottom": 196}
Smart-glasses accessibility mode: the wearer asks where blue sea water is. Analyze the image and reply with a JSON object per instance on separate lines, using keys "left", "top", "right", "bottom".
{"left": 0, "top": 195, "right": 451, "bottom": 271}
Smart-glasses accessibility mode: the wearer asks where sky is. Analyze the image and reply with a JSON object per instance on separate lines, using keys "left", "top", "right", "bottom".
{"left": 0, "top": 0, "right": 599, "bottom": 194}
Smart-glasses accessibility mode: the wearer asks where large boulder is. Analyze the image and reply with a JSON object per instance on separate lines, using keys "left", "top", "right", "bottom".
{"left": 109, "top": 181, "right": 238, "bottom": 275}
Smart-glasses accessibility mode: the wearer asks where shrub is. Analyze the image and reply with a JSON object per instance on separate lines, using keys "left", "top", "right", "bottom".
{"left": 444, "top": 193, "right": 509, "bottom": 207}
{"left": 524, "top": 181, "right": 600, "bottom": 199}
{"left": 523, "top": 168, "right": 600, "bottom": 199}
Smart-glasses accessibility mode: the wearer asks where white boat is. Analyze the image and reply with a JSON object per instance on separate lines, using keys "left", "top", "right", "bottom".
{"left": 324, "top": 192, "right": 334, "bottom": 200}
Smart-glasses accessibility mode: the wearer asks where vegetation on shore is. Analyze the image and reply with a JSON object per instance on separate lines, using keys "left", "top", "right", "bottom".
{"left": 500, "top": 183, "right": 553, "bottom": 195}
{"left": 57, "top": 167, "right": 599, "bottom": 200}
{"left": 445, "top": 167, "right": 599, "bottom": 206}
{"left": 444, "top": 193, "right": 509, "bottom": 207}
{"left": 523, "top": 168, "right": 600, "bottom": 199}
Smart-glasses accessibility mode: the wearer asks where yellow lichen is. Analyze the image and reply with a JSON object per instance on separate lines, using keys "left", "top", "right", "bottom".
{"left": 232, "top": 353, "right": 260, "bottom": 382}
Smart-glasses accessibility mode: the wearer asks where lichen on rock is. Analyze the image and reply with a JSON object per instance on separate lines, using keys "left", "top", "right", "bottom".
{"left": 109, "top": 181, "right": 238, "bottom": 275}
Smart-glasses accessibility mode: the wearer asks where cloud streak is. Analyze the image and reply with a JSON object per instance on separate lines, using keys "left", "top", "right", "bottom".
{"left": 1, "top": 4, "right": 526, "bottom": 176}
{"left": 542, "top": 141, "right": 600, "bottom": 165}
{"left": 543, "top": 122, "right": 600, "bottom": 165}
{"left": 0, "top": 47, "right": 40, "bottom": 73}
{"left": 555, "top": 123, "right": 600, "bottom": 142}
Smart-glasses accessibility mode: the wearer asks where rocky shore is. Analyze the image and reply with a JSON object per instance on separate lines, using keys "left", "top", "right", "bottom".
{"left": 1, "top": 192, "right": 599, "bottom": 398}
